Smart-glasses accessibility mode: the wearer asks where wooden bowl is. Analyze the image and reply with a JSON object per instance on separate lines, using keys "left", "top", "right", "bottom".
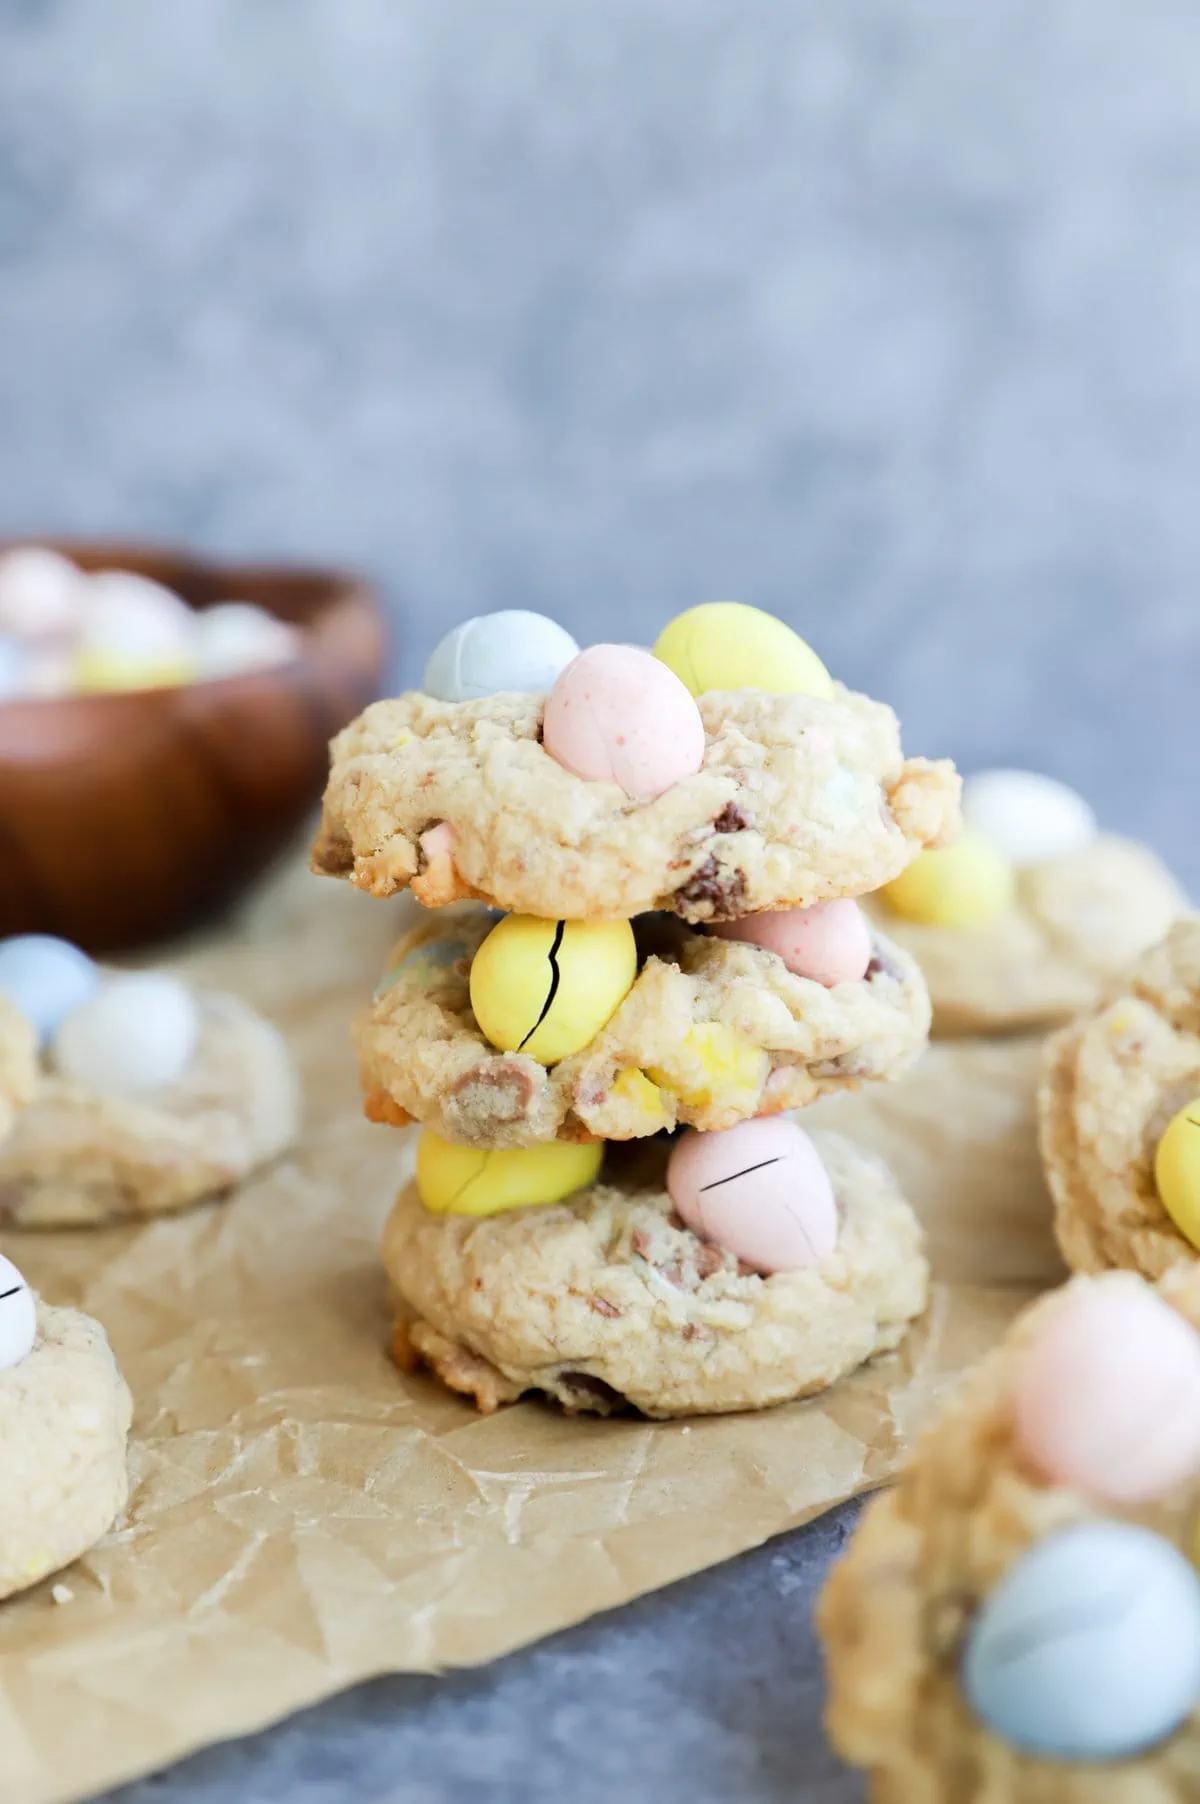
{"left": 0, "top": 539, "right": 388, "bottom": 952}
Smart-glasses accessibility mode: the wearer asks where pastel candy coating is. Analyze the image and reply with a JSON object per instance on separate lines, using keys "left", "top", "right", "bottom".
{"left": 416, "top": 1132, "right": 603, "bottom": 1217}
{"left": 469, "top": 915, "right": 637, "bottom": 1065}
{"left": 374, "top": 935, "right": 471, "bottom": 1000}
{"left": 1156, "top": 1099, "right": 1200, "bottom": 1251}
{"left": 710, "top": 900, "right": 872, "bottom": 987}
{"left": 646, "top": 1022, "right": 769, "bottom": 1112}
{"left": 666, "top": 1118, "right": 837, "bottom": 1274}
{"left": 424, "top": 612, "right": 580, "bottom": 701}
{"left": 878, "top": 829, "right": 1016, "bottom": 928}
{"left": 652, "top": 601, "right": 833, "bottom": 699}
{"left": 0, "top": 547, "right": 84, "bottom": 640}
{"left": 542, "top": 645, "right": 705, "bottom": 801}
{"left": 963, "top": 1522, "right": 1200, "bottom": 1761}
{"left": 962, "top": 769, "right": 1097, "bottom": 868}
{"left": 1013, "top": 1283, "right": 1200, "bottom": 1503}
{"left": 81, "top": 570, "right": 194, "bottom": 654}
{"left": 0, "top": 1254, "right": 36, "bottom": 1371}
{"left": 53, "top": 972, "right": 200, "bottom": 1096}
{"left": 195, "top": 602, "right": 301, "bottom": 678}
{"left": 0, "top": 935, "right": 99, "bottom": 1046}
{"left": 72, "top": 650, "right": 196, "bottom": 693}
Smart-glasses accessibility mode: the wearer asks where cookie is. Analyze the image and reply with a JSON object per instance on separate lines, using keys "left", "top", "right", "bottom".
{"left": 0, "top": 991, "right": 300, "bottom": 1226}
{"left": 1038, "top": 918, "right": 1200, "bottom": 1280}
{"left": 382, "top": 1130, "right": 928, "bottom": 1417}
{"left": 1, "top": 1297, "right": 132, "bottom": 1601}
{"left": 311, "top": 687, "right": 960, "bottom": 923}
{"left": 0, "top": 995, "right": 37, "bottom": 1141}
{"left": 358, "top": 905, "right": 931, "bottom": 1147}
{"left": 870, "top": 835, "right": 1187, "bottom": 1036}
{"left": 819, "top": 1271, "right": 1200, "bottom": 1801}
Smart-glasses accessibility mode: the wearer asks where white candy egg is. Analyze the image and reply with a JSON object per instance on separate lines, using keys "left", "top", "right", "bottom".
{"left": 0, "top": 633, "right": 27, "bottom": 701}
{"left": 962, "top": 770, "right": 1097, "bottom": 868}
{"left": 195, "top": 602, "right": 301, "bottom": 678}
{"left": 0, "top": 547, "right": 85, "bottom": 641}
{"left": 424, "top": 612, "right": 580, "bottom": 701}
{"left": 0, "top": 935, "right": 100, "bottom": 1046}
{"left": 80, "top": 570, "right": 195, "bottom": 659}
{"left": 53, "top": 972, "right": 200, "bottom": 1096}
{"left": 0, "top": 1253, "right": 37, "bottom": 1371}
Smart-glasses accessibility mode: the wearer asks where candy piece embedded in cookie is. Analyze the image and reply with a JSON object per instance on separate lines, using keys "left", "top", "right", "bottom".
{"left": 0, "top": 1261, "right": 132, "bottom": 1601}
{"left": 0, "top": 988, "right": 299, "bottom": 1226}
{"left": 1039, "top": 917, "right": 1200, "bottom": 1281}
{"left": 0, "top": 995, "right": 37, "bottom": 1142}
{"left": 312, "top": 686, "right": 960, "bottom": 922}
{"left": 819, "top": 1270, "right": 1200, "bottom": 1797}
{"left": 382, "top": 1129, "right": 928, "bottom": 1418}
{"left": 357, "top": 904, "right": 931, "bottom": 1148}
{"left": 871, "top": 805, "right": 1187, "bottom": 1035}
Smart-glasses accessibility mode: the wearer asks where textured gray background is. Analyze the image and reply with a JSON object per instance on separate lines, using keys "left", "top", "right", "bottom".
{"left": 3, "top": 1, "right": 1200, "bottom": 1798}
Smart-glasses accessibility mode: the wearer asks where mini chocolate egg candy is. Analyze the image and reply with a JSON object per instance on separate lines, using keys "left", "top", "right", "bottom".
{"left": 0, "top": 935, "right": 99, "bottom": 1046}
{"left": 646, "top": 1022, "right": 769, "bottom": 1113}
{"left": 374, "top": 934, "right": 471, "bottom": 1000}
{"left": 1156, "top": 1099, "right": 1200, "bottom": 1251}
{"left": 1013, "top": 1283, "right": 1200, "bottom": 1503}
{"left": 0, "top": 1254, "right": 36, "bottom": 1371}
{"left": 962, "top": 769, "right": 1097, "bottom": 869}
{"left": 53, "top": 972, "right": 199, "bottom": 1096}
{"left": 666, "top": 1118, "right": 837, "bottom": 1274}
{"left": 652, "top": 601, "right": 833, "bottom": 699}
{"left": 542, "top": 645, "right": 706, "bottom": 801}
{"left": 0, "top": 546, "right": 84, "bottom": 641}
{"left": 469, "top": 914, "right": 637, "bottom": 1065}
{"left": 424, "top": 611, "right": 580, "bottom": 701}
{"left": 878, "top": 829, "right": 1016, "bottom": 928}
{"left": 416, "top": 1131, "right": 603, "bottom": 1217}
{"left": 195, "top": 601, "right": 301, "bottom": 678}
{"left": 0, "top": 633, "right": 27, "bottom": 701}
{"left": 710, "top": 900, "right": 872, "bottom": 987}
{"left": 963, "top": 1522, "right": 1200, "bottom": 1760}
{"left": 73, "top": 569, "right": 197, "bottom": 692}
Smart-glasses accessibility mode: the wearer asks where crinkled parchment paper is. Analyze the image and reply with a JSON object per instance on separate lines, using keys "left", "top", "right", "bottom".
{"left": 0, "top": 860, "right": 1064, "bottom": 1804}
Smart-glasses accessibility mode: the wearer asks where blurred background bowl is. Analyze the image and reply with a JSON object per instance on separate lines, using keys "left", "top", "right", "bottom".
{"left": 0, "top": 539, "right": 387, "bottom": 953}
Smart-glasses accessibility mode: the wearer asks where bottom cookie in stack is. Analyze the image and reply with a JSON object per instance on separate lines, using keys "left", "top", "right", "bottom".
{"left": 383, "top": 1125, "right": 928, "bottom": 1418}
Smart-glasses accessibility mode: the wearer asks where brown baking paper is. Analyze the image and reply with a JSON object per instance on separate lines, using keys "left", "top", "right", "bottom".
{"left": 0, "top": 860, "right": 1066, "bottom": 1804}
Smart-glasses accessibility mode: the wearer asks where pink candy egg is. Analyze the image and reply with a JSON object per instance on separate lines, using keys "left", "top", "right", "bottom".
{"left": 710, "top": 900, "right": 872, "bottom": 987}
{"left": 666, "top": 1117, "right": 838, "bottom": 1275}
{"left": 542, "top": 645, "right": 705, "bottom": 801}
{"left": 1013, "top": 1281, "right": 1200, "bottom": 1504}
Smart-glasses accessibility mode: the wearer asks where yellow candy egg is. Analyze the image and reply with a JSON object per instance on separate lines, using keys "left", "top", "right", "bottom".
{"left": 652, "top": 601, "right": 833, "bottom": 699}
{"left": 1155, "top": 1100, "right": 1200, "bottom": 1252}
{"left": 878, "top": 830, "right": 1016, "bottom": 928}
{"left": 73, "top": 650, "right": 194, "bottom": 693}
{"left": 647, "top": 1021, "right": 770, "bottom": 1112}
{"left": 415, "top": 1132, "right": 603, "bottom": 1217}
{"left": 607, "top": 1067, "right": 671, "bottom": 1132}
{"left": 469, "top": 915, "right": 637, "bottom": 1066}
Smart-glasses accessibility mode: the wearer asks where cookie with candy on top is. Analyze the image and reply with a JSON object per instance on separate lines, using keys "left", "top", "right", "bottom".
{"left": 312, "top": 602, "right": 961, "bottom": 924}
{"left": 0, "top": 936, "right": 299, "bottom": 1226}
{"left": 357, "top": 897, "right": 930, "bottom": 1147}
{"left": 820, "top": 1269, "right": 1200, "bottom": 1801}
{"left": 0, "top": 1251, "right": 132, "bottom": 1600}
{"left": 868, "top": 768, "right": 1186, "bottom": 1035}
{"left": 383, "top": 1116, "right": 928, "bottom": 1417}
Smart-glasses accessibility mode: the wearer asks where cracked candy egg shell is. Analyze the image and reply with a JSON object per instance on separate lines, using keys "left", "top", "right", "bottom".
{"left": 468, "top": 914, "right": 637, "bottom": 1065}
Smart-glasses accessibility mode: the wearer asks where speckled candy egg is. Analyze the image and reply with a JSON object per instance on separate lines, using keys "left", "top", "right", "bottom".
{"left": 666, "top": 1118, "right": 838, "bottom": 1274}
{"left": 0, "top": 1254, "right": 36, "bottom": 1371}
{"left": 652, "top": 601, "right": 833, "bottom": 699}
{"left": 469, "top": 914, "right": 637, "bottom": 1064}
{"left": 424, "top": 611, "right": 580, "bottom": 701}
{"left": 542, "top": 644, "right": 706, "bottom": 801}
{"left": 0, "top": 935, "right": 100, "bottom": 1046}
{"left": 710, "top": 901, "right": 872, "bottom": 987}
{"left": 416, "top": 1132, "right": 603, "bottom": 1217}
{"left": 963, "top": 1522, "right": 1200, "bottom": 1761}
{"left": 53, "top": 972, "right": 200, "bottom": 1096}
{"left": 0, "top": 546, "right": 84, "bottom": 641}
{"left": 1013, "top": 1283, "right": 1200, "bottom": 1503}
{"left": 962, "top": 769, "right": 1097, "bottom": 869}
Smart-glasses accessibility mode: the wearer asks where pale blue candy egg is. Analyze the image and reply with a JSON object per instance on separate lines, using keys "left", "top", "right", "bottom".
{"left": 963, "top": 1521, "right": 1200, "bottom": 1762}
{"left": 424, "top": 612, "right": 580, "bottom": 701}
{"left": 0, "top": 935, "right": 100, "bottom": 1046}
{"left": 0, "top": 634, "right": 27, "bottom": 701}
{"left": 374, "top": 937, "right": 471, "bottom": 1000}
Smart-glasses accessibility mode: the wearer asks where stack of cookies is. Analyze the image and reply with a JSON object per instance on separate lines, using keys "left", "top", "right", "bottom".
{"left": 314, "top": 602, "right": 962, "bottom": 1418}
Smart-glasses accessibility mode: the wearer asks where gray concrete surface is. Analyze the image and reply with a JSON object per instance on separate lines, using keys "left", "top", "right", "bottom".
{"left": 3, "top": 1, "right": 1200, "bottom": 1798}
